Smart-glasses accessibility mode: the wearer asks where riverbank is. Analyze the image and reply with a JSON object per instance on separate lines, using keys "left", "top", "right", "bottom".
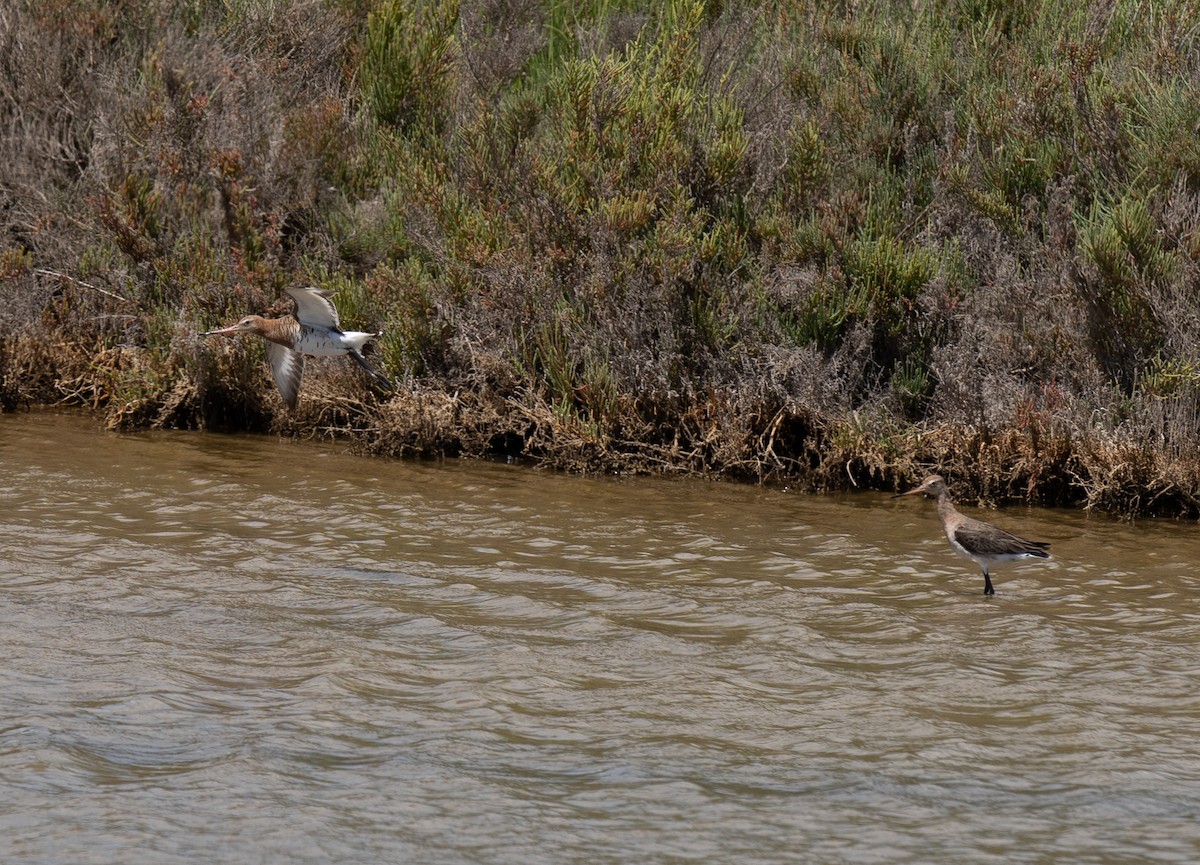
{"left": 6, "top": 325, "right": 1199, "bottom": 518}
{"left": 4, "top": 1, "right": 1200, "bottom": 517}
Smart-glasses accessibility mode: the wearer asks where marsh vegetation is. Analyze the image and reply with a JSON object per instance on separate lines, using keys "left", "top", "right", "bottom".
{"left": 4, "top": 0, "right": 1200, "bottom": 516}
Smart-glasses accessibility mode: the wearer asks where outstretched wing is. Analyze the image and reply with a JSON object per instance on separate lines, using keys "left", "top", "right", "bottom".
{"left": 286, "top": 286, "right": 341, "bottom": 330}
{"left": 266, "top": 342, "right": 304, "bottom": 409}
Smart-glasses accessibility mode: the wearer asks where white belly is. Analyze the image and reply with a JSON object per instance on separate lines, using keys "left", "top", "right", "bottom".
{"left": 295, "top": 327, "right": 352, "bottom": 356}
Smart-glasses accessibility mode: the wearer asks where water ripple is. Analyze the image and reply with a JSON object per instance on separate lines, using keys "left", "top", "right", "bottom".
{"left": 2, "top": 413, "right": 1200, "bottom": 863}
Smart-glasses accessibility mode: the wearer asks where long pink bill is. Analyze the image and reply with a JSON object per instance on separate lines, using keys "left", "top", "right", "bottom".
{"left": 203, "top": 324, "right": 244, "bottom": 336}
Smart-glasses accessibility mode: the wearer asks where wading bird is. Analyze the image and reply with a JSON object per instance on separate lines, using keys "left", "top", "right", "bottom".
{"left": 204, "top": 286, "right": 392, "bottom": 409}
{"left": 894, "top": 474, "right": 1050, "bottom": 595}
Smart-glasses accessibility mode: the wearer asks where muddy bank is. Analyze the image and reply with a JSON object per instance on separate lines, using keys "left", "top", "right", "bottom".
{"left": 4, "top": 325, "right": 1198, "bottom": 520}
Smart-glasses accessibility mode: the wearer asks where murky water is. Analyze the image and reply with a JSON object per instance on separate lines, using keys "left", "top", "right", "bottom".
{"left": 2, "top": 411, "right": 1199, "bottom": 864}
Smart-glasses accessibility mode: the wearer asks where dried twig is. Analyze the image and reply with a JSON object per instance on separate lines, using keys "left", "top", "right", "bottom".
{"left": 35, "top": 269, "right": 134, "bottom": 306}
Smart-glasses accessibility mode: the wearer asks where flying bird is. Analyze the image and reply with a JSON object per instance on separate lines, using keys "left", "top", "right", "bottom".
{"left": 895, "top": 474, "right": 1050, "bottom": 595}
{"left": 204, "top": 286, "right": 392, "bottom": 409}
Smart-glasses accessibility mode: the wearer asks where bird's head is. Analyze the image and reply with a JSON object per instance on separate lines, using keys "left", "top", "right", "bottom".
{"left": 894, "top": 474, "right": 948, "bottom": 499}
{"left": 203, "top": 315, "right": 267, "bottom": 338}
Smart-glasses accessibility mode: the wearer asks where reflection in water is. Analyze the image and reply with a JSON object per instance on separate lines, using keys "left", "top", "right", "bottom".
{"left": 2, "top": 411, "right": 1199, "bottom": 863}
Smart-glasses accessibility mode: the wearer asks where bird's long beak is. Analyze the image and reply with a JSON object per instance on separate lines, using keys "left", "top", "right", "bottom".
{"left": 892, "top": 484, "right": 926, "bottom": 498}
{"left": 202, "top": 324, "right": 241, "bottom": 336}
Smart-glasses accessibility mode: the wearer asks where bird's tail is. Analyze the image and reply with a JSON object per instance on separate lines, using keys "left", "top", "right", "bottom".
{"left": 1023, "top": 540, "right": 1051, "bottom": 559}
{"left": 342, "top": 330, "right": 379, "bottom": 353}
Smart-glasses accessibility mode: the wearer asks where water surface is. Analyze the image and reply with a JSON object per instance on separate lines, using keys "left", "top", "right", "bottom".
{"left": 2, "top": 411, "right": 1198, "bottom": 864}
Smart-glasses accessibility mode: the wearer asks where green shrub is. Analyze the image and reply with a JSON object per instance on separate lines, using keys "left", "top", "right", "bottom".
{"left": 362, "top": 0, "right": 460, "bottom": 135}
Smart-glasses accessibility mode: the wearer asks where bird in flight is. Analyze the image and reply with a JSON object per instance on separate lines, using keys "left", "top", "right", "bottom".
{"left": 204, "top": 286, "right": 392, "bottom": 409}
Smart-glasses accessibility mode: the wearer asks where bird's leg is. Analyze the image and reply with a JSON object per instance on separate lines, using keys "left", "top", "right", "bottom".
{"left": 349, "top": 350, "right": 394, "bottom": 391}
{"left": 982, "top": 569, "right": 995, "bottom": 596}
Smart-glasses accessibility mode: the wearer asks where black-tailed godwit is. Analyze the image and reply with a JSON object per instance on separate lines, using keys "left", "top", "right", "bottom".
{"left": 204, "top": 286, "right": 392, "bottom": 409}
{"left": 895, "top": 474, "right": 1050, "bottom": 595}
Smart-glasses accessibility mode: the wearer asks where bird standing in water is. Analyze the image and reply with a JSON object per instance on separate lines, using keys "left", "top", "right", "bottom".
{"left": 895, "top": 474, "right": 1050, "bottom": 595}
{"left": 204, "top": 286, "right": 392, "bottom": 409}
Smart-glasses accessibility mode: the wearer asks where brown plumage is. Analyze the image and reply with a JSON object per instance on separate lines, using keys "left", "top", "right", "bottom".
{"left": 895, "top": 474, "right": 1050, "bottom": 595}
